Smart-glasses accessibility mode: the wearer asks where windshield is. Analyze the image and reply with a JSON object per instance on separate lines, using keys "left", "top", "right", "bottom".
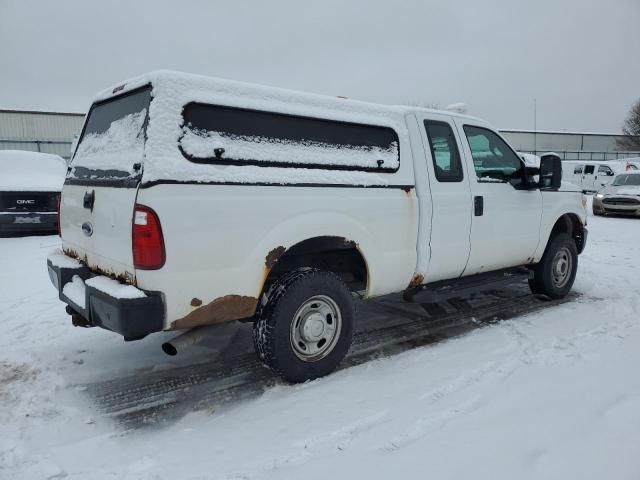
{"left": 71, "top": 86, "right": 151, "bottom": 181}
{"left": 613, "top": 174, "right": 640, "bottom": 186}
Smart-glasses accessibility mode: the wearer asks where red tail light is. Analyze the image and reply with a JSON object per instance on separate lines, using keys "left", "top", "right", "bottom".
{"left": 132, "top": 204, "right": 165, "bottom": 270}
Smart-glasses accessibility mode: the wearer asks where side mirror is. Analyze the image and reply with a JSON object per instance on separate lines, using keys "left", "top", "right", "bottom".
{"left": 607, "top": 170, "right": 615, "bottom": 176}
{"left": 539, "top": 153, "right": 562, "bottom": 190}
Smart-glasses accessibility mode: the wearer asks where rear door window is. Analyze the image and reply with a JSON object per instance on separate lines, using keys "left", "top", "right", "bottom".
{"left": 584, "top": 165, "right": 595, "bottom": 175}
{"left": 179, "top": 103, "right": 400, "bottom": 172}
{"left": 423, "top": 121, "right": 463, "bottom": 182}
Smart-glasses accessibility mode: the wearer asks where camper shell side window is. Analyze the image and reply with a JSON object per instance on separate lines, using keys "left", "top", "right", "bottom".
{"left": 178, "top": 103, "right": 400, "bottom": 173}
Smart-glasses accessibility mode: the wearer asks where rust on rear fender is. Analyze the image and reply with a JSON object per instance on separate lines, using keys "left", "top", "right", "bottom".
{"left": 171, "top": 294, "right": 258, "bottom": 330}
{"left": 265, "top": 246, "right": 286, "bottom": 269}
{"left": 407, "top": 273, "right": 424, "bottom": 289}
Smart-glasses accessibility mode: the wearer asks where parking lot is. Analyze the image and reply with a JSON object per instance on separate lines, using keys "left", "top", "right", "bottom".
{"left": 1, "top": 202, "right": 640, "bottom": 479}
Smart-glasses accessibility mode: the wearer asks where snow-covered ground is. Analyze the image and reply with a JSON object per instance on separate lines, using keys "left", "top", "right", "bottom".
{"left": 2, "top": 203, "right": 640, "bottom": 480}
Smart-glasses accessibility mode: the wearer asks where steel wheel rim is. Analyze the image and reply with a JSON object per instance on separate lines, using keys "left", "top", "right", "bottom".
{"left": 290, "top": 295, "right": 342, "bottom": 362}
{"left": 551, "top": 247, "right": 572, "bottom": 288}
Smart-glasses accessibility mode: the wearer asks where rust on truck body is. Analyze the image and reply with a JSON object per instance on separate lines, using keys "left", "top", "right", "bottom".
{"left": 63, "top": 247, "right": 135, "bottom": 285}
{"left": 171, "top": 294, "right": 258, "bottom": 330}
{"left": 265, "top": 246, "right": 286, "bottom": 269}
{"left": 408, "top": 273, "right": 424, "bottom": 289}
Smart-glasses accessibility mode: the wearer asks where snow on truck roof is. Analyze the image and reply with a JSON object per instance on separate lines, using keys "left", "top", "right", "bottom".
{"left": 0, "top": 150, "right": 66, "bottom": 191}
{"left": 79, "top": 70, "right": 488, "bottom": 186}
{"left": 94, "top": 70, "right": 484, "bottom": 127}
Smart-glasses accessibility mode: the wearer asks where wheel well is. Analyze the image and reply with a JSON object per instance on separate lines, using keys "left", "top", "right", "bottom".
{"left": 548, "top": 214, "right": 586, "bottom": 253}
{"left": 265, "top": 236, "right": 368, "bottom": 294}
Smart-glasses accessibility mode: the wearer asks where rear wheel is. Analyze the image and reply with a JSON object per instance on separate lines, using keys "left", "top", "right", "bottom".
{"left": 528, "top": 233, "right": 578, "bottom": 299}
{"left": 253, "top": 268, "right": 354, "bottom": 383}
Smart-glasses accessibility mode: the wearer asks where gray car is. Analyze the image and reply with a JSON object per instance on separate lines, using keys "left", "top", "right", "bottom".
{"left": 593, "top": 172, "right": 640, "bottom": 216}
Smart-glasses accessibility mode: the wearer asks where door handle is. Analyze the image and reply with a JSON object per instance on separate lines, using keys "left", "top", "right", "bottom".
{"left": 474, "top": 196, "right": 484, "bottom": 216}
{"left": 83, "top": 190, "right": 95, "bottom": 211}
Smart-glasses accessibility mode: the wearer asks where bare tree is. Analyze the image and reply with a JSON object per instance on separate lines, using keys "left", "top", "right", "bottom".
{"left": 616, "top": 99, "right": 640, "bottom": 150}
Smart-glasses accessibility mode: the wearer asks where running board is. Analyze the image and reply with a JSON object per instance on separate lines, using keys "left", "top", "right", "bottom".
{"left": 404, "top": 267, "right": 532, "bottom": 303}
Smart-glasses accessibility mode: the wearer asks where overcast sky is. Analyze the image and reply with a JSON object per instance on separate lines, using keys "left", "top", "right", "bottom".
{"left": 1, "top": 0, "right": 638, "bottom": 132}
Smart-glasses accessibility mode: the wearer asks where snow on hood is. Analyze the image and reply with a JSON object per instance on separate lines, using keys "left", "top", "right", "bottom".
{"left": 604, "top": 186, "right": 640, "bottom": 196}
{"left": 560, "top": 180, "right": 582, "bottom": 191}
{"left": 0, "top": 150, "right": 66, "bottom": 191}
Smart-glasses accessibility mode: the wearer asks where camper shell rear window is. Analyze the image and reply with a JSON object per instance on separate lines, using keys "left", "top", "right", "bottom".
{"left": 179, "top": 103, "right": 400, "bottom": 172}
{"left": 70, "top": 85, "right": 151, "bottom": 184}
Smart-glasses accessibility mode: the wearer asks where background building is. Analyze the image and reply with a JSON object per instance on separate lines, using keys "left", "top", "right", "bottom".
{"left": 500, "top": 129, "right": 640, "bottom": 161}
{"left": 0, "top": 109, "right": 84, "bottom": 160}
{"left": 2, "top": 109, "right": 640, "bottom": 163}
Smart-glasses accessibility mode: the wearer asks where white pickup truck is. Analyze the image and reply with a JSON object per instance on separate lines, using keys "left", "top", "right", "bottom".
{"left": 47, "top": 71, "right": 587, "bottom": 382}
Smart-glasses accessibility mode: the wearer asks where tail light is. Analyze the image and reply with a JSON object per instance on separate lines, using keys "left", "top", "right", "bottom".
{"left": 56, "top": 193, "right": 61, "bottom": 236}
{"left": 132, "top": 204, "right": 165, "bottom": 270}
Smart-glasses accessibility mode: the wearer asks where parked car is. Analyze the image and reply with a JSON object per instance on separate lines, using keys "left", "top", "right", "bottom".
{"left": 47, "top": 71, "right": 588, "bottom": 382}
{"left": 593, "top": 172, "right": 640, "bottom": 216}
{"left": 563, "top": 160, "right": 639, "bottom": 192}
{"left": 0, "top": 150, "right": 66, "bottom": 235}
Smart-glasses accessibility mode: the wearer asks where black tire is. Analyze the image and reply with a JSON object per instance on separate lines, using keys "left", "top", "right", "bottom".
{"left": 528, "top": 233, "right": 578, "bottom": 299}
{"left": 253, "top": 268, "right": 354, "bottom": 383}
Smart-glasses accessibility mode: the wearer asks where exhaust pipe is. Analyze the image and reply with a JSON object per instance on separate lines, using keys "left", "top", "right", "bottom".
{"left": 161, "top": 324, "right": 227, "bottom": 356}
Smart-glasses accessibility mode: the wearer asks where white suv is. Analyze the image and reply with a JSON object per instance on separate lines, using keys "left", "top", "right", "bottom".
{"left": 47, "top": 71, "right": 587, "bottom": 382}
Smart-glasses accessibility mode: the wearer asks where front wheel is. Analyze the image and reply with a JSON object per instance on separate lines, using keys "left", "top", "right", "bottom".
{"left": 253, "top": 268, "right": 354, "bottom": 383}
{"left": 528, "top": 233, "right": 578, "bottom": 299}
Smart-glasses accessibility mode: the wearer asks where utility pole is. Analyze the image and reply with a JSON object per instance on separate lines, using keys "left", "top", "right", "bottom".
{"left": 533, "top": 98, "right": 537, "bottom": 155}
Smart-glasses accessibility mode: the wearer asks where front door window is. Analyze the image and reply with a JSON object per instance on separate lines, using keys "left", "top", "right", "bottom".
{"left": 463, "top": 125, "right": 524, "bottom": 187}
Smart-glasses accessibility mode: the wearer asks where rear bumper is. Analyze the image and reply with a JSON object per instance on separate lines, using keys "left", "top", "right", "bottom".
{"left": 0, "top": 211, "right": 57, "bottom": 233}
{"left": 47, "top": 254, "right": 165, "bottom": 340}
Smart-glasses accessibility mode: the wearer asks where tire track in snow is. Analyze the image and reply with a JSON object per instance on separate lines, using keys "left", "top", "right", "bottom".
{"left": 84, "top": 286, "right": 576, "bottom": 428}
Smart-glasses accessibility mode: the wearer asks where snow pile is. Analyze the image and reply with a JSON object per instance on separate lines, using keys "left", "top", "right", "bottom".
{"left": 0, "top": 150, "right": 66, "bottom": 191}
{"left": 3, "top": 207, "right": 640, "bottom": 478}
{"left": 85, "top": 276, "right": 146, "bottom": 299}
{"left": 62, "top": 275, "right": 86, "bottom": 308}
{"left": 180, "top": 127, "right": 400, "bottom": 170}
{"left": 71, "top": 109, "right": 146, "bottom": 177}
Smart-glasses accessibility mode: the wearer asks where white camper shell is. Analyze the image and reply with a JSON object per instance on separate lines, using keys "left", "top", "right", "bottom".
{"left": 47, "top": 71, "right": 587, "bottom": 382}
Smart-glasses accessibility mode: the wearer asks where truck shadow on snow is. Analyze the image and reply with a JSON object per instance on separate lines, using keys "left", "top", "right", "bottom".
{"left": 84, "top": 283, "right": 576, "bottom": 429}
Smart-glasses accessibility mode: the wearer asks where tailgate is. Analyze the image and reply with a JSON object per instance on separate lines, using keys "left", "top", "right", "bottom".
{"left": 61, "top": 185, "right": 138, "bottom": 283}
{"left": 62, "top": 84, "right": 152, "bottom": 283}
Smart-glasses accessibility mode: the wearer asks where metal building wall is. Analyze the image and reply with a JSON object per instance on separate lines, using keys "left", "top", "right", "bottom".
{"left": 0, "top": 110, "right": 85, "bottom": 159}
{"left": 500, "top": 129, "right": 640, "bottom": 161}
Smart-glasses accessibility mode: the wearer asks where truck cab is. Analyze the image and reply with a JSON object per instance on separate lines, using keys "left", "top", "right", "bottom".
{"left": 47, "top": 71, "right": 587, "bottom": 383}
